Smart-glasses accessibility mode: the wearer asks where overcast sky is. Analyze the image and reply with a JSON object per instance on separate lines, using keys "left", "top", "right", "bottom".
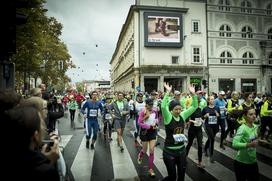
{"left": 45, "top": 0, "right": 135, "bottom": 83}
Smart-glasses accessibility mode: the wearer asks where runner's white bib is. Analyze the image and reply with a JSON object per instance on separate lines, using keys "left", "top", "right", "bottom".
{"left": 89, "top": 109, "right": 97, "bottom": 117}
{"left": 208, "top": 116, "right": 217, "bottom": 124}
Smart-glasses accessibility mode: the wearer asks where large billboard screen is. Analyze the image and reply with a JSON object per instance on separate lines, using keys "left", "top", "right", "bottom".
{"left": 144, "top": 12, "right": 183, "bottom": 47}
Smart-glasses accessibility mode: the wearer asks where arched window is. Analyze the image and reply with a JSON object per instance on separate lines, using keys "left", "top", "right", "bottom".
{"left": 267, "top": 3, "right": 272, "bottom": 15}
{"left": 220, "top": 51, "right": 232, "bottom": 64}
{"left": 219, "top": 24, "right": 231, "bottom": 37}
{"left": 242, "top": 52, "right": 254, "bottom": 64}
{"left": 241, "top": 26, "right": 253, "bottom": 38}
{"left": 219, "top": 0, "right": 231, "bottom": 11}
{"left": 241, "top": 0, "right": 252, "bottom": 13}
{"left": 268, "top": 28, "right": 272, "bottom": 40}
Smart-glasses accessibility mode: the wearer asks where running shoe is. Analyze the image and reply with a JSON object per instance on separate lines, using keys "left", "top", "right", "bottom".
{"left": 197, "top": 162, "right": 205, "bottom": 169}
{"left": 220, "top": 144, "right": 226, "bottom": 150}
{"left": 120, "top": 146, "right": 124, "bottom": 152}
{"left": 137, "top": 154, "right": 142, "bottom": 164}
{"left": 149, "top": 169, "right": 155, "bottom": 177}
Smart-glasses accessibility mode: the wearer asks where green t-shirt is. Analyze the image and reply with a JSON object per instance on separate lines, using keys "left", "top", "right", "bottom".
{"left": 232, "top": 123, "right": 258, "bottom": 164}
{"left": 161, "top": 93, "right": 198, "bottom": 125}
{"left": 116, "top": 101, "right": 124, "bottom": 112}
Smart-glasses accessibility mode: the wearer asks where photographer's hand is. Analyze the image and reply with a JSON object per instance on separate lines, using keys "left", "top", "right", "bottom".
{"left": 41, "top": 139, "right": 60, "bottom": 165}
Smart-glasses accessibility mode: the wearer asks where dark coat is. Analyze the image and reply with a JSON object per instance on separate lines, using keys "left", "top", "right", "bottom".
{"left": 16, "top": 150, "right": 60, "bottom": 181}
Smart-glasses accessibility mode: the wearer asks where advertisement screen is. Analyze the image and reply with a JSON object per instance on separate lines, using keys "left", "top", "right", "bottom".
{"left": 144, "top": 12, "right": 183, "bottom": 47}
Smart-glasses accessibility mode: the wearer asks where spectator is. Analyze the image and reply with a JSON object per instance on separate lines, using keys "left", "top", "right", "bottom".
{"left": 5, "top": 106, "right": 60, "bottom": 181}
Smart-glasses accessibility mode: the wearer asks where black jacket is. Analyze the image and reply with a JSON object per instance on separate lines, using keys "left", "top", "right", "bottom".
{"left": 16, "top": 150, "right": 60, "bottom": 181}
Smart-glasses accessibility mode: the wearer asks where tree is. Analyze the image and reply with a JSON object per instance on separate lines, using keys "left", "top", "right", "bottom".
{"left": 76, "top": 82, "right": 84, "bottom": 93}
{"left": 12, "top": 0, "right": 75, "bottom": 92}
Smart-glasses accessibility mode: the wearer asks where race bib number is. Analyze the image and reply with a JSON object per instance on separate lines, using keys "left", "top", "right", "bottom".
{"left": 145, "top": 113, "right": 156, "bottom": 126}
{"left": 173, "top": 134, "right": 187, "bottom": 143}
{"left": 89, "top": 109, "right": 97, "bottom": 117}
{"left": 105, "top": 113, "right": 112, "bottom": 120}
{"left": 219, "top": 106, "right": 225, "bottom": 117}
{"left": 208, "top": 116, "right": 217, "bottom": 124}
{"left": 194, "top": 118, "right": 203, "bottom": 127}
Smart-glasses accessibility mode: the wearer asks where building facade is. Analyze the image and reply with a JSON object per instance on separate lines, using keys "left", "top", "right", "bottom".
{"left": 207, "top": 0, "right": 272, "bottom": 94}
{"left": 110, "top": 0, "right": 272, "bottom": 94}
{"left": 110, "top": 0, "right": 207, "bottom": 93}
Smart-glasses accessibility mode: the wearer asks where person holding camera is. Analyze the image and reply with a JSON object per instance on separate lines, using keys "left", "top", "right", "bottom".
{"left": 5, "top": 106, "right": 60, "bottom": 181}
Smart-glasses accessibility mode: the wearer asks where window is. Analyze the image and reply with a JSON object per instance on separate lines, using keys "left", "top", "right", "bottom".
{"left": 172, "top": 56, "right": 179, "bottom": 64}
{"left": 268, "top": 28, "right": 272, "bottom": 40}
{"left": 192, "top": 47, "right": 201, "bottom": 63}
{"left": 242, "top": 52, "right": 254, "bottom": 64}
{"left": 219, "top": 24, "right": 231, "bottom": 37}
{"left": 219, "top": 0, "right": 231, "bottom": 11}
{"left": 241, "top": 26, "right": 253, "bottom": 38}
{"left": 241, "top": 0, "right": 252, "bottom": 13}
{"left": 267, "top": 3, "right": 272, "bottom": 15}
{"left": 192, "top": 20, "right": 200, "bottom": 33}
{"left": 220, "top": 51, "right": 232, "bottom": 64}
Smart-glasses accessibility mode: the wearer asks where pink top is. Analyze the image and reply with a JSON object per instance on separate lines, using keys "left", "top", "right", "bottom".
{"left": 138, "top": 108, "right": 158, "bottom": 129}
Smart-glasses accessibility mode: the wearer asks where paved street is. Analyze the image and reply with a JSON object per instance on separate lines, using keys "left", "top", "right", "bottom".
{"left": 57, "top": 111, "right": 272, "bottom": 181}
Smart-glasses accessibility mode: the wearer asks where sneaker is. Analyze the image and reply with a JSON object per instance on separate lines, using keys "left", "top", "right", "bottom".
{"left": 90, "top": 143, "right": 94, "bottom": 150}
{"left": 137, "top": 154, "right": 142, "bottom": 164}
{"left": 86, "top": 140, "right": 89, "bottom": 149}
{"left": 220, "top": 144, "right": 226, "bottom": 150}
{"left": 120, "top": 146, "right": 124, "bottom": 152}
{"left": 149, "top": 169, "right": 155, "bottom": 177}
{"left": 197, "top": 163, "right": 205, "bottom": 169}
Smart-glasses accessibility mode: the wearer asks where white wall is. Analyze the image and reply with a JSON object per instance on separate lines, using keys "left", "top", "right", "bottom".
{"left": 139, "top": 1, "right": 207, "bottom": 66}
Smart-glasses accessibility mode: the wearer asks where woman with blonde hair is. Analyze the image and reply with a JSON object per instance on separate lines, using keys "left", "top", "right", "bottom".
{"left": 21, "top": 97, "right": 48, "bottom": 119}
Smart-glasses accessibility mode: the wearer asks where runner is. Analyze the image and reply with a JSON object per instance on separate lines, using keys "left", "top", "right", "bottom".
{"left": 232, "top": 107, "right": 259, "bottom": 181}
{"left": 161, "top": 82, "right": 197, "bottom": 181}
{"left": 81, "top": 91, "right": 103, "bottom": 149}
{"left": 137, "top": 98, "right": 159, "bottom": 177}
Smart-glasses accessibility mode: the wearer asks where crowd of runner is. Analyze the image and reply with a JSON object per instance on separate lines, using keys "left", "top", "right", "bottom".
{"left": 2, "top": 82, "right": 272, "bottom": 181}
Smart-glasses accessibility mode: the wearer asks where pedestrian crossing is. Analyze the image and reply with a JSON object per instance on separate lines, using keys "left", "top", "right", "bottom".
{"left": 61, "top": 124, "right": 272, "bottom": 181}
{"left": 110, "top": 132, "right": 138, "bottom": 180}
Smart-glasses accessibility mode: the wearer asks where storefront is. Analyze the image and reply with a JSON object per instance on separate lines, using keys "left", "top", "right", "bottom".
{"left": 241, "top": 79, "right": 256, "bottom": 92}
{"left": 144, "top": 78, "right": 158, "bottom": 93}
{"left": 164, "top": 77, "right": 183, "bottom": 92}
{"left": 190, "top": 78, "right": 202, "bottom": 91}
{"left": 218, "top": 78, "right": 235, "bottom": 92}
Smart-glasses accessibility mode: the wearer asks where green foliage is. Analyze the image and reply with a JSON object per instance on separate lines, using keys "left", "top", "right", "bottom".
{"left": 13, "top": 0, "right": 75, "bottom": 90}
{"left": 76, "top": 82, "right": 84, "bottom": 93}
